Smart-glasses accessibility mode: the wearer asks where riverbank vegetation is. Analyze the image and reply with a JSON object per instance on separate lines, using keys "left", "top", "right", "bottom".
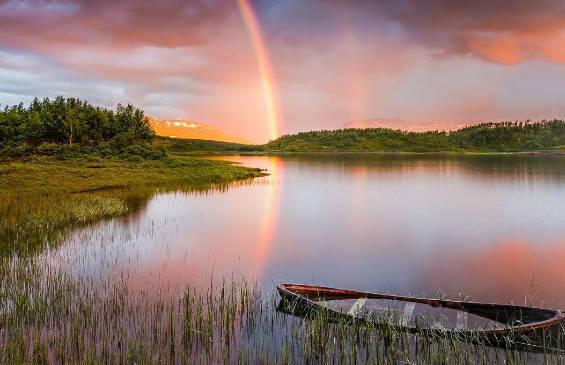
{"left": 152, "top": 120, "right": 565, "bottom": 154}
{"left": 0, "top": 156, "right": 263, "bottom": 256}
{"left": 1, "top": 264, "right": 563, "bottom": 364}
{"left": 264, "top": 120, "right": 565, "bottom": 153}
{"left": 3, "top": 98, "right": 564, "bottom": 155}
{"left": 0, "top": 98, "right": 264, "bottom": 255}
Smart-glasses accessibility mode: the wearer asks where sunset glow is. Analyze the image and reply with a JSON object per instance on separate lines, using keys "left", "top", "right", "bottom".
{"left": 1, "top": 1, "right": 565, "bottom": 142}
{"left": 237, "top": 0, "right": 281, "bottom": 141}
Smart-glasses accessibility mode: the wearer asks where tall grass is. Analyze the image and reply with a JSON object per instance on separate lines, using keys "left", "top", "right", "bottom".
{"left": 1, "top": 155, "right": 564, "bottom": 363}
{"left": 0, "top": 155, "right": 263, "bottom": 256}
{"left": 1, "top": 255, "right": 564, "bottom": 364}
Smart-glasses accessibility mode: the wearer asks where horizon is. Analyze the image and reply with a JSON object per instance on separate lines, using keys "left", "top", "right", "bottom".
{"left": 2, "top": 0, "right": 565, "bottom": 143}
{"left": 3, "top": 95, "right": 563, "bottom": 144}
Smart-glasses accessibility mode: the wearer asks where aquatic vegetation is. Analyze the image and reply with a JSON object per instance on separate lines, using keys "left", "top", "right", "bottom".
{"left": 0, "top": 155, "right": 264, "bottom": 256}
{"left": 1, "top": 257, "right": 563, "bottom": 364}
{"left": 0, "top": 193, "right": 130, "bottom": 255}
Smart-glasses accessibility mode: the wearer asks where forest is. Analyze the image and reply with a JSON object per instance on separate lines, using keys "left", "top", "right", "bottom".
{"left": 2, "top": 97, "right": 565, "bottom": 155}
{"left": 0, "top": 97, "right": 164, "bottom": 159}
{"left": 264, "top": 120, "right": 565, "bottom": 152}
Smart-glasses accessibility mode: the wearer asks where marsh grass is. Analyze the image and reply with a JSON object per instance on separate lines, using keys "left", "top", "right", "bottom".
{"left": 0, "top": 155, "right": 264, "bottom": 256}
{"left": 0, "top": 155, "right": 264, "bottom": 195}
{"left": 0, "top": 193, "right": 129, "bottom": 254}
{"left": 1, "top": 257, "right": 564, "bottom": 364}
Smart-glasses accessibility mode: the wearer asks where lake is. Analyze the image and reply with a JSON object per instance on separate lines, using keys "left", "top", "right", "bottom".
{"left": 53, "top": 154, "right": 565, "bottom": 308}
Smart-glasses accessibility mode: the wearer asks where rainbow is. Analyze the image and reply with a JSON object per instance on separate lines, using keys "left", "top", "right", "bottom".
{"left": 237, "top": 0, "right": 281, "bottom": 141}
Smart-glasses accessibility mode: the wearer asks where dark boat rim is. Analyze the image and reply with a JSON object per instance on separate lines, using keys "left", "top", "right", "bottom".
{"left": 277, "top": 283, "right": 565, "bottom": 336}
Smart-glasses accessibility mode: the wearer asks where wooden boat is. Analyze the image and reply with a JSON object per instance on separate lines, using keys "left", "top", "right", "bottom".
{"left": 277, "top": 284, "right": 565, "bottom": 351}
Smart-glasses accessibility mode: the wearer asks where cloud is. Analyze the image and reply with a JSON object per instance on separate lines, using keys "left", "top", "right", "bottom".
{"left": 1, "top": 0, "right": 565, "bottom": 141}
{"left": 0, "top": 0, "right": 278, "bottom": 142}
{"left": 259, "top": 0, "right": 565, "bottom": 65}
{"left": 0, "top": 0, "right": 234, "bottom": 49}
{"left": 0, "top": 49, "right": 124, "bottom": 109}
{"left": 374, "top": 0, "right": 565, "bottom": 64}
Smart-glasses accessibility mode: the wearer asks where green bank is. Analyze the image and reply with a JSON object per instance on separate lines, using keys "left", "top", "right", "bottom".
{"left": 0, "top": 155, "right": 263, "bottom": 256}
{"left": 0, "top": 97, "right": 264, "bottom": 255}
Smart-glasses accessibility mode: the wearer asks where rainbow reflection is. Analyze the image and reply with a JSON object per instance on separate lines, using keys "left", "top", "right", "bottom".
{"left": 250, "top": 156, "right": 282, "bottom": 279}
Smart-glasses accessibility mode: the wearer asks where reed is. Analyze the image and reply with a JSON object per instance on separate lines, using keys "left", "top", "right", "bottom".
{"left": 0, "top": 155, "right": 264, "bottom": 256}
{"left": 1, "top": 156, "right": 563, "bottom": 364}
{"left": 1, "top": 254, "right": 563, "bottom": 364}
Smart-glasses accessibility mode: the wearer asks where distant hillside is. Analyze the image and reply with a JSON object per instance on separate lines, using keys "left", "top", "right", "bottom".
{"left": 155, "top": 136, "right": 261, "bottom": 154}
{"left": 264, "top": 120, "right": 565, "bottom": 152}
{"left": 344, "top": 118, "right": 465, "bottom": 132}
{"left": 150, "top": 119, "right": 248, "bottom": 144}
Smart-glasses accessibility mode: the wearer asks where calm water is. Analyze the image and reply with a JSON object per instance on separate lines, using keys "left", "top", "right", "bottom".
{"left": 56, "top": 154, "right": 565, "bottom": 307}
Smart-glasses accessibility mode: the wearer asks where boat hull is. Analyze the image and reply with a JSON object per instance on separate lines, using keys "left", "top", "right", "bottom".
{"left": 277, "top": 284, "right": 565, "bottom": 352}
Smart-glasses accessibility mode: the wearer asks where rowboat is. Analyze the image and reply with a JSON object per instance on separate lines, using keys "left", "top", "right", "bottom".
{"left": 277, "top": 284, "right": 565, "bottom": 351}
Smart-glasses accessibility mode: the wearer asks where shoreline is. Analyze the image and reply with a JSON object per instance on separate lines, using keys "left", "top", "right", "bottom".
{"left": 0, "top": 155, "right": 265, "bottom": 256}
{"left": 174, "top": 149, "right": 565, "bottom": 157}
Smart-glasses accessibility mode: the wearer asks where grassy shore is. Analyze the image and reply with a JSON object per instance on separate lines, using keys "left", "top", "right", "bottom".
{"left": 2, "top": 155, "right": 564, "bottom": 363}
{"left": 0, "top": 155, "right": 263, "bottom": 194}
{"left": 0, "top": 155, "right": 264, "bottom": 256}
{"left": 1, "top": 265, "right": 563, "bottom": 364}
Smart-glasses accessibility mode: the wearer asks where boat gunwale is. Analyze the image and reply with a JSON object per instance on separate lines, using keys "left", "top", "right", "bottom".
{"left": 277, "top": 283, "right": 565, "bottom": 337}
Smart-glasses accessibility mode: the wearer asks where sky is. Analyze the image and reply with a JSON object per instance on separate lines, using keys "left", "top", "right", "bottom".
{"left": 1, "top": 0, "right": 565, "bottom": 143}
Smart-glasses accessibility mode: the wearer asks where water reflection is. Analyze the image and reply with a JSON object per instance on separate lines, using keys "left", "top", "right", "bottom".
{"left": 413, "top": 238, "right": 565, "bottom": 308}
{"left": 55, "top": 154, "right": 565, "bottom": 307}
{"left": 251, "top": 156, "right": 282, "bottom": 278}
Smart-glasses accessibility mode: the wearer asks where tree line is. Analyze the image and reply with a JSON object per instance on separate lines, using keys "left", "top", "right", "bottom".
{"left": 0, "top": 97, "right": 162, "bottom": 158}
{"left": 2, "top": 96, "right": 564, "bottom": 155}
{"left": 264, "top": 120, "right": 565, "bottom": 152}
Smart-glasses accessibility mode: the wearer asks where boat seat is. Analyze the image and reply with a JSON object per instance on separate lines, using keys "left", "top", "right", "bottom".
{"left": 348, "top": 298, "right": 368, "bottom": 316}
{"left": 457, "top": 311, "right": 468, "bottom": 330}
{"left": 401, "top": 302, "right": 416, "bottom": 326}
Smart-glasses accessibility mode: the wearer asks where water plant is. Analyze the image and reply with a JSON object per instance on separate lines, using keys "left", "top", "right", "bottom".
{"left": 1, "top": 252, "right": 564, "bottom": 364}
{"left": 0, "top": 155, "right": 264, "bottom": 256}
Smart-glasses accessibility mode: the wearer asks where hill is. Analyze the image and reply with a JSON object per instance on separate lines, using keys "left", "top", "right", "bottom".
{"left": 344, "top": 118, "right": 465, "bottom": 132}
{"left": 264, "top": 120, "right": 565, "bottom": 153}
{"left": 150, "top": 119, "right": 248, "bottom": 144}
{"left": 155, "top": 136, "right": 261, "bottom": 154}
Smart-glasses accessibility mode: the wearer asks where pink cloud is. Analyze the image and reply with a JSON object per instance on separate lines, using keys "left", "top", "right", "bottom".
{"left": 1, "top": 0, "right": 565, "bottom": 142}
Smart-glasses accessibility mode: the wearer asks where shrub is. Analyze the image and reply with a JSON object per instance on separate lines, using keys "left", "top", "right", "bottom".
{"left": 110, "top": 132, "right": 136, "bottom": 151}
{"left": 121, "top": 143, "right": 166, "bottom": 160}
{"left": 36, "top": 143, "right": 63, "bottom": 156}
{"left": 0, "top": 142, "right": 31, "bottom": 157}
